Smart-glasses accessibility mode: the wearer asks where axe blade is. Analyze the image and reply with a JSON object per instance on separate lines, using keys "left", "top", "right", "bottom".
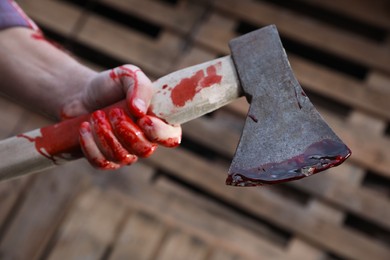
{"left": 227, "top": 25, "right": 351, "bottom": 186}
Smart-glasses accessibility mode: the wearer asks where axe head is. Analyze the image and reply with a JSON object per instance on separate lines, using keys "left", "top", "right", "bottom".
{"left": 227, "top": 25, "right": 351, "bottom": 186}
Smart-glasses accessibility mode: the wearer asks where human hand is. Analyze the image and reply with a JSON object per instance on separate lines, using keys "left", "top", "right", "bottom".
{"left": 61, "top": 65, "right": 182, "bottom": 170}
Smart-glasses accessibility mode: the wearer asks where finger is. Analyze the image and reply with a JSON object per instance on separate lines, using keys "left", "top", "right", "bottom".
{"left": 109, "top": 108, "right": 157, "bottom": 158}
{"left": 119, "top": 66, "right": 153, "bottom": 118}
{"left": 82, "top": 69, "right": 124, "bottom": 111}
{"left": 79, "top": 122, "right": 120, "bottom": 170}
{"left": 90, "top": 110, "right": 137, "bottom": 165}
{"left": 138, "top": 116, "right": 182, "bottom": 148}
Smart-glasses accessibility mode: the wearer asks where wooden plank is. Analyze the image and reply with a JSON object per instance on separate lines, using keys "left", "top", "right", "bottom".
{"left": 108, "top": 176, "right": 290, "bottom": 259}
{"left": 288, "top": 54, "right": 390, "bottom": 121}
{"left": 367, "top": 71, "right": 390, "bottom": 95}
{"left": 0, "top": 162, "right": 90, "bottom": 260}
{"left": 299, "top": 0, "right": 390, "bottom": 29}
{"left": 109, "top": 211, "right": 167, "bottom": 260}
{"left": 171, "top": 47, "right": 216, "bottom": 71}
{"left": 157, "top": 229, "right": 209, "bottom": 260}
{"left": 20, "top": 0, "right": 83, "bottom": 36}
{"left": 155, "top": 178, "right": 288, "bottom": 247}
{"left": 0, "top": 96, "right": 28, "bottom": 139}
{"left": 22, "top": 0, "right": 188, "bottom": 76}
{"left": 293, "top": 159, "right": 375, "bottom": 210}
{"left": 47, "top": 187, "right": 127, "bottom": 260}
{"left": 94, "top": 164, "right": 265, "bottom": 259}
{"left": 146, "top": 147, "right": 390, "bottom": 259}
{"left": 321, "top": 108, "right": 390, "bottom": 179}
{"left": 11, "top": 110, "right": 53, "bottom": 135}
{"left": 182, "top": 118, "right": 240, "bottom": 158}
{"left": 196, "top": 14, "right": 235, "bottom": 54}
{"left": 291, "top": 166, "right": 390, "bottom": 230}
{"left": 348, "top": 113, "right": 386, "bottom": 136}
{"left": 0, "top": 177, "right": 30, "bottom": 230}
{"left": 212, "top": 0, "right": 390, "bottom": 73}
{"left": 208, "top": 249, "right": 247, "bottom": 260}
{"left": 286, "top": 158, "right": 365, "bottom": 259}
{"left": 153, "top": 180, "right": 292, "bottom": 259}
{"left": 76, "top": 14, "right": 183, "bottom": 76}
{"left": 286, "top": 239, "right": 325, "bottom": 260}
{"left": 99, "top": 0, "right": 205, "bottom": 34}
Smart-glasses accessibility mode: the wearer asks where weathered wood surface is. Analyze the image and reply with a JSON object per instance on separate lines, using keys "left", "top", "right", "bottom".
{"left": 0, "top": 0, "right": 389, "bottom": 259}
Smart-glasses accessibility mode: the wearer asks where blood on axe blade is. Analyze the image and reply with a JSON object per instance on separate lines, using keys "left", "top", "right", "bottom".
{"left": 0, "top": 25, "right": 350, "bottom": 184}
{"left": 227, "top": 25, "right": 351, "bottom": 186}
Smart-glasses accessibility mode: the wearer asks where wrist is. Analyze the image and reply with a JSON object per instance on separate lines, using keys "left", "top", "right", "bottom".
{"left": 56, "top": 64, "right": 98, "bottom": 120}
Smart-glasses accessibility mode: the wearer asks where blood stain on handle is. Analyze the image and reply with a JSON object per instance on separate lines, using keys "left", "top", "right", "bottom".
{"left": 170, "top": 63, "right": 222, "bottom": 107}
{"left": 18, "top": 130, "right": 64, "bottom": 164}
{"left": 17, "top": 117, "right": 86, "bottom": 164}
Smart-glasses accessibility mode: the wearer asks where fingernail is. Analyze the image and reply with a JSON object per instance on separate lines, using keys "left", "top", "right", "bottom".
{"left": 108, "top": 108, "right": 124, "bottom": 124}
{"left": 133, "top": 98, "right": 147, "bottom": 116}
{"left": 79, "top": 122, "right": 91, "bottom": 135}
{"left": 91, "top": 110, "right": 105, "bottom": 121}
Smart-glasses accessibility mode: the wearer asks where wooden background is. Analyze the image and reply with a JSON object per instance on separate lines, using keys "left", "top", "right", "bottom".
{"left": 0, "top": 0, "right": 389, "bottom": 259}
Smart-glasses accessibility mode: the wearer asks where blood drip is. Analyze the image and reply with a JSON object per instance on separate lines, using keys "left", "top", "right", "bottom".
{"left": 226, "top": 139, "right": 351, "bottom": 187}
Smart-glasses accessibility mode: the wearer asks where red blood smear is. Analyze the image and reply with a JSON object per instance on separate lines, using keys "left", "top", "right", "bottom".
{"left": 60, "top": 109, "right": 74, "bottom": 121}
{"left": 31, "top": 32, "right": 64, "bottom": 50}
{"left": 90, "top": 110, "right": 133, "bottom": 163}
{"left": 109, "top": 66, "right": 140, "bottom": 82}
{"left": 138, "top": 116, "right": 180, "bottom": 148}
{"left": 226, "top": 139, "right": 351, "bottom": 187}
{"left": 109, "top": 66, "right": 143, "bottom": 117}
{"left": 18, "top": 116, "right": 89, "bottom": 164}
{"left": 17, "top": 101, "right": 129, "bottom": 164}
{"left": 110, "top": 109, "right": 157, "bottom": 158}
{"left": 79, "top": 122, "right": 121, "bottom": 170}
{"left": 157, "top": 137, "right": 181, "bottom": 148}
{"left": 170, "top": 63, "right": 222, "bottom": 107}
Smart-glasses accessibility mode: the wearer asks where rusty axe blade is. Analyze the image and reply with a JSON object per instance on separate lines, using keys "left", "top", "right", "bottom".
{"left": 226, "top": 25, "right": 351, "bottom": 186}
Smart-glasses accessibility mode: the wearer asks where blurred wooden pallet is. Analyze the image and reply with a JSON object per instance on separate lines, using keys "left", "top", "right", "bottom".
{"left": 0, "top": 0, "right": 389, "bottom": 259}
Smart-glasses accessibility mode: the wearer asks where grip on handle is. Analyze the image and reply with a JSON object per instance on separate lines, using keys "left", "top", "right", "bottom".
{"left": 0, "top": 56, "right": 239, "bottom": 181}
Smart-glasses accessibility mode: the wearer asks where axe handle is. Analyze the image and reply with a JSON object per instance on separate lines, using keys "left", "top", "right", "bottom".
{"left": 0, "top": 56, "right": 241, "bottom": 181}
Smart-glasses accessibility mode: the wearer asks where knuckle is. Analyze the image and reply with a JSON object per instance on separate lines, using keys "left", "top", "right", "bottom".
{"left": 119, "top": 64, "right": 141, "bottom": 73}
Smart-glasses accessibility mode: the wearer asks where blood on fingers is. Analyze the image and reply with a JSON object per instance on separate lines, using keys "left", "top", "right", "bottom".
{"left": 109, "top": 66, "right": 148, "bottom": 117}
{"left": 79, "top": 122, "right": 120, "bottom": 170}
{"left": 90, "top": 110, "right": 136, "bottom": 165}
{"left": 138, "top": 116, "right": 181, "bottom": 148}
{"left": 109, "top": 108, "right": 157, "bottom": 158}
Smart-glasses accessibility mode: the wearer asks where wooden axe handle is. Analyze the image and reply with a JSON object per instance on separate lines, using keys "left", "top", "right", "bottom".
{"left": 0, "top": 56, "right": 241, "bottom": 181}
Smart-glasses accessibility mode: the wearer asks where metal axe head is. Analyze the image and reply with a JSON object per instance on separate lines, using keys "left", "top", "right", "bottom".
{"left": 227, "top": 25, "right": 351, "bottom": 186}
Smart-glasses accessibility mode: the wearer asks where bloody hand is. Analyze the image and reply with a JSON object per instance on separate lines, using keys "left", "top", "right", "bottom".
{"left": 61, "top": 65, "right": 182, "bottom": 170}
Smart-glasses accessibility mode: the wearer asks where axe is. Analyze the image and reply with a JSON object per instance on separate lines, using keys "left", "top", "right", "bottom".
{"left": 0, "top": 25, "right": 351, "bottom": 184}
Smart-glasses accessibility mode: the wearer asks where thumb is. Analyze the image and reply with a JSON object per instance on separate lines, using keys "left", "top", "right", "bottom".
{"left": 110, "top": 65, "right": 154, "bottom": 118}
{"left": 61, "top": 65, "right": 153, "bottom": 119}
